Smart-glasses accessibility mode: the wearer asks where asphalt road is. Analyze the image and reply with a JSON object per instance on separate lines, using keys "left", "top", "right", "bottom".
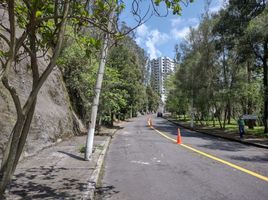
{"left": 96, "top": 115, "right": 268, "bottom": 200}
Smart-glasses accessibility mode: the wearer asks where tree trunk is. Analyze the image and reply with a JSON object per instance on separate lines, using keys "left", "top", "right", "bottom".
{"left": 0, "top": 101, "right": 36, "bottom": 198}
{"left": 98, "top": 115, "right": 102, "bottom": 127}
{"left": 212, "top": 114, "right": 215, "bottom": 127}
{"left": 0, "top": 1, "right": 70, "bottom": 196}
{"left": 218, "top": 116, "right": 223, "bottom": 128}
{"left": 223, "top": 106, "right": 227, "bottom": 129}
{"left": 263, "top": 42, "right": 268, "bottom": 133}
{"left": 227, "top": 102, "right": 231, "bottom": 125}
{"left": 13, "top": 100, "right": 36, "bottom": 170}
{"left": 110, "top": 112, "right": 114, "bottom": 127}
{"left": 130, "top": 105, "right": 133, "bottom": 118}
{"left": 0, "top": 115, "right": 25, "bottom": 198}
{"left": 246, "top": 61, "right": 254, "bottom": 129}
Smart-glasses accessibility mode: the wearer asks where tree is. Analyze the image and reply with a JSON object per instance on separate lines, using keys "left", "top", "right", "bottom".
{"left": 246, "top": 5, "right": 268, "bottom": 131}
{"left": 59, "top": 36, "right": 101, "bottom": 123}
{"left": 107, "top": 35, "right": 148, "bottom": 117}
{"left": 0, "top": 0, "right": 71, "bottom": 196}
{"left": 214, "top": 0, "right": 267, "bottom": 131}
{"left": 170, "top": 13, "right": 219, "bottom": 126}
{"left": 167, "top": 0, "right": 266, "bottom": 131}
{"left": 146, "top": 86, "right": 160, "bottom": 112}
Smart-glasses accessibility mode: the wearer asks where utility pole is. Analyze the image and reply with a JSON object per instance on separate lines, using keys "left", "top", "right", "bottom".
{"left": 85, "top": 8, "right": 114, "bottom": 161}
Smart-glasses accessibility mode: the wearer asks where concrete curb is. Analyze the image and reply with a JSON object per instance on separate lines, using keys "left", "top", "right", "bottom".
{"left": 82, "top": 136, "right": 111, "bottom": 200}
{"left": 82, "top": 127, "right": 120, "bottom": 200}
{"left": 164, "top": 117, "right": 268, "bottom": 150}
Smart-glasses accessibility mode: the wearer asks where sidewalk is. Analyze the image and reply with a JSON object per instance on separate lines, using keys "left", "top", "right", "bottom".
{"left": 5, "top": 130, "right": 116, "bottom": 200}
{"left": 164, "top": 117, "right": 268, "bottom": 149}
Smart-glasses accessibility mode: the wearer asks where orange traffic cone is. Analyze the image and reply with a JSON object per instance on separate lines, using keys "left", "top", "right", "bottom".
{"left": 177, "top": 128, "right": 182, "bottom": 144}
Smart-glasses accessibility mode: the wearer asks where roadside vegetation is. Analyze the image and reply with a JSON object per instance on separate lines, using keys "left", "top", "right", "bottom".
{"left": 59, "top": 29, "right": 160, "bottom": 127}
{"left": 166, "top": 1, "right": 268, "bottom": 136}
{"left": 169, "top": 115, "right": 266, "bottom": 137}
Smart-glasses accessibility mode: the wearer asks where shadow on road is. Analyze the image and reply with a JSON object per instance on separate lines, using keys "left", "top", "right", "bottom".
{"left": 95, "top": 185, "right": 119, "bottom": 200}
{"left": 197, "top": 141, "right": 248, "bottom": 152}
{"left": 228, "top": 155, "right": 268, "bottom": 163}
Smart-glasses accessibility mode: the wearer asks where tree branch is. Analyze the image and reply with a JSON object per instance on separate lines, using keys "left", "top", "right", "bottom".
{"left": 150, "top": 0, "right": 168, "bottom": 17}
{"left": 8, "top": 0, "right": 15, "bottom": 51}
{"left": 0, "top": 57, "right": 5, "bottom": 67}
{"left": 0, "top": 0, "right": 16, "bottom": 80}
{"left": 2, "top": 76, "right": 22, "bottom": 116}
{"left": 15, "top": 31, "right": 28, "bottom": 54}
{"left": 23, "top": 0, "right": 70, "bottom": 114}
{"left": 0, "top": 23, "right": 10, "bottom": 33}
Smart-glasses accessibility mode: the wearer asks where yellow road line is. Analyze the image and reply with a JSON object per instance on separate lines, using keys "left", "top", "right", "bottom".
{"left": 151, "top": 127, "right": 177, "bottom": 142}
{"left": 150, "top": 126, "right": 268, "bottom": 182}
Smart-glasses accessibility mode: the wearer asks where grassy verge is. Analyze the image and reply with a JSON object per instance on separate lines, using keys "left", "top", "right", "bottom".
{"left": 169, "top": 116, "right": 267, "bottom": 138}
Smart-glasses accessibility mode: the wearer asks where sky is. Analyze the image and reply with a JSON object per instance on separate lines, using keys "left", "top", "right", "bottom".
{"left": 120, "top": 0, "right": 227, "bottom": 60}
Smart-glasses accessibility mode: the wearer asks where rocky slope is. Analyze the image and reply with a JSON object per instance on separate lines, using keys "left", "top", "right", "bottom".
{"left": 0, "top": 65, "right": 77, "bottom": 159}
{"left": 0, "top": 7, "right": 80, "bottom": 160}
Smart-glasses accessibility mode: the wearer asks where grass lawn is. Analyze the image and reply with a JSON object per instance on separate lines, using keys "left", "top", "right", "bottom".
{"left": 246, "top": 126, "right": 266, "bottom": 137}
{"left": 172, "top": 116, "right": 267, "bottom": 138}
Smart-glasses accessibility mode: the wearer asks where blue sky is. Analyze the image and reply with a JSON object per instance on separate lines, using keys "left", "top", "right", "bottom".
{"left": 120, "top": 0, "right": 227, "bottom": 59}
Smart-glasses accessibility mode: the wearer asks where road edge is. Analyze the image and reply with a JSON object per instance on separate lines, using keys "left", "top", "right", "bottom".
{"left": 82, "top": 127, "right": 120, "bottom": 200}
{"left": 163, "top": 117, "right": 268, "bottom": 149}
{"left": 81, "top": 136, "right": 111, "bottom": 200}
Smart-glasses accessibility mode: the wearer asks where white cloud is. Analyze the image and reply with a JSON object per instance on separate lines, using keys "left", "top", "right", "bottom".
{"left": 170, "top": 17, "right": 199, "bottom": 40}
{"left": 135, "top": 24, "right": 169, "bottom": 59}
{"left": 135, "top": 37, "right": 142, "bottom": 46}
{"left": 149, "top": 30, "right": 169, "bottom": 44}
{"left": 146, "top": 30, "right": 169, "bottom": 59}
{"left": 171, "top": 18, "right": 183, "bottom": 27}
{"left": 136, "top": 24, "right": 149, "bottom": 38}
{"left": 219, "top": 0, "right": 229, "bottom": 5}
{"left": 145, "top": 40, "right": 162, "bottom": 59}
{"left": 210, "top": 5, "right": 221, "bottom": 13}
{"left": 188, "top": 18, "right": 199, "bottom": 25}
{"left": 171, "top": 27, "right": 190, "bottom": 40}
{"left": 170, "top": 17, "right": 198, "bottom": 28}
{"left": 210, "top": 0, "right": 229, "bottom": 13}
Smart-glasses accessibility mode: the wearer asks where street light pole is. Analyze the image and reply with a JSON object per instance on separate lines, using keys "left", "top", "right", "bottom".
{"left": 85, "top": 8, "right": 114, "bottom": 161}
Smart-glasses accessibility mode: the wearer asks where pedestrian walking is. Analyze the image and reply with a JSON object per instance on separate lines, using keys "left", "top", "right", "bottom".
{"left": 237, "top": 116, "right": 245, "bottom": 139}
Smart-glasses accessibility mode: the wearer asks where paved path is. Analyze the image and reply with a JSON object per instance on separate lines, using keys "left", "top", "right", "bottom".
{"left": 5, "top": 135, "right": 110, "bottom": 200}
{"left": 97, "top": 115, "right": 268, "bottom": 200}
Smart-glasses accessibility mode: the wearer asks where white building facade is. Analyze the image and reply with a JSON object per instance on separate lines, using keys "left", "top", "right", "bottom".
{"left": 150, "top": 56, "right": 174, "bottom": 102}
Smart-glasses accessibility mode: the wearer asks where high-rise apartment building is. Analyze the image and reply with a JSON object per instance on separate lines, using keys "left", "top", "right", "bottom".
{"left": 150, "top": 56, "right": 174, "bottom": 102}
